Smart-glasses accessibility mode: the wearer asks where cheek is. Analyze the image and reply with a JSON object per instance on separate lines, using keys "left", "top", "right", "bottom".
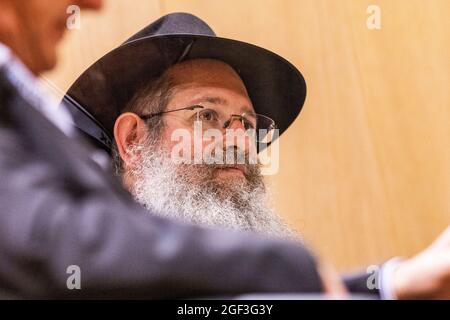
{"left": 162, "top": 129, "right": 187, "bottom": 153}
{"left": 28, "top": 6, "right": 64, "bottom": 54}
{"left": 163, "top": 127, "right": 203, "bottom": 161}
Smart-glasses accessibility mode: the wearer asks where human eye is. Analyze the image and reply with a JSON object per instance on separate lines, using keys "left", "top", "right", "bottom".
{"left": 198, "top": 108, "right": 219, "bottom": 122}
{"left": 243, "top": 117, "right": 256, "bottom": 130}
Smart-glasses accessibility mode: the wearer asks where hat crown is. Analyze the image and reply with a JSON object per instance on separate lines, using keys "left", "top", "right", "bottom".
{"left": 124, "top": 12, "right": 216, "bottom": 45}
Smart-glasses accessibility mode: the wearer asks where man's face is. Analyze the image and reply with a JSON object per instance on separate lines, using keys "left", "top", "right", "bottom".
{"left": 160, "top": 59, "right": 256, "bottom": 183}
{"left": 0, "top": 0, "right": 103, "bottom": 74}
{"left": 118, "top": 59, "right": 295, "bottom": 239}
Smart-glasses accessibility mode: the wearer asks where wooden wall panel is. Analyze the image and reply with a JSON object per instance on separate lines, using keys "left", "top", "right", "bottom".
{"left": 45, "top": 0, "right": 450, "bottom": 271}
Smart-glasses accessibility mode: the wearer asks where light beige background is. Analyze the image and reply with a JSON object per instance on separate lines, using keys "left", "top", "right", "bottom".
{"left": 45, "top": 0, "right": 450, "bottom": 271}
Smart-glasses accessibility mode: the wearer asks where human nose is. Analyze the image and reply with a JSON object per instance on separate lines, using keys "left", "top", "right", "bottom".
{"left": 223, "top": 115, "right": 253, "bottom": 152}
{"left": 223, "top": 115, "right": 246, "bottom": 131}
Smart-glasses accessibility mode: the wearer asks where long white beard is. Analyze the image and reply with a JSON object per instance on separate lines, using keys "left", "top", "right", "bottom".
{"left": 126, "top": 137, "right": 299, "bottom": 241}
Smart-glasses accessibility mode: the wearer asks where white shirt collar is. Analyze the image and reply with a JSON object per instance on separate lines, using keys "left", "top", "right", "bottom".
{"left": 0, "top": 42, "right": 12, "bottom": 67}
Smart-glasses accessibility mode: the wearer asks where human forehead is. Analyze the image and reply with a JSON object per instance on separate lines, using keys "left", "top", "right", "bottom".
{"left": 168, "top": 59, "right": 247, "bottom": 90}
{"left": 166, "top": 59, "right": 252, "bottom": 109}
{"left": 168, "top": 89, "right": 256, "bottom": 117}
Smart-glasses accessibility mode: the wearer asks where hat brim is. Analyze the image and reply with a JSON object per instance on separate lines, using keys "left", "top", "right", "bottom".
{"left": 64, "top": 34, "right": 307, "bottom": 152}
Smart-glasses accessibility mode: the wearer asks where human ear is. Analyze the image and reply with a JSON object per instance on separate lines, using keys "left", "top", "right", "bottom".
{"left": 113, "top": 112, "right": 147, "bottom": 167}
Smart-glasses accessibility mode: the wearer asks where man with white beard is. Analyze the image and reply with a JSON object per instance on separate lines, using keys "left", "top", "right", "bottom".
{"left": 65, "top": 13, "right": 450, "bottom": 299}
{"left": 113, "top": 58, "right": 297, "bottom": 240}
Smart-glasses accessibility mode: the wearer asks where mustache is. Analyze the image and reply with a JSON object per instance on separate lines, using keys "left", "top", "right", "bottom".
{"left": 202, "top": 145, "right": 258, "bottom": 166}
{"left": 191, "top": 147, "right": 263, "bottom": 190}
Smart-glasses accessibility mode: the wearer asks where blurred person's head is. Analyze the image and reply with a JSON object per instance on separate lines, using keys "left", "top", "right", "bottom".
{"left": 0, "top": 0, "right": 103, "bottom": 74}
{"left": 112, "top": 58, "right": 297, "bottom": 240}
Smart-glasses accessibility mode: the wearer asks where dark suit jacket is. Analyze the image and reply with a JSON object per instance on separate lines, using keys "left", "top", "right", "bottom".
{"left": 0, "top": 66, "right": 328, "bottom": 298}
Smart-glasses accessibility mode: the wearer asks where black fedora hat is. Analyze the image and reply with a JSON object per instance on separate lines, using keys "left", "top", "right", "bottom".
{"left": 63, "top": 12, "right": 307, "bottom": 152}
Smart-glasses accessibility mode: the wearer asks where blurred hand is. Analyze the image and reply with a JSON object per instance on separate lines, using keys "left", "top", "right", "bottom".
{"left": 394, "top": 226, "right": 450, "bottom": 299}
